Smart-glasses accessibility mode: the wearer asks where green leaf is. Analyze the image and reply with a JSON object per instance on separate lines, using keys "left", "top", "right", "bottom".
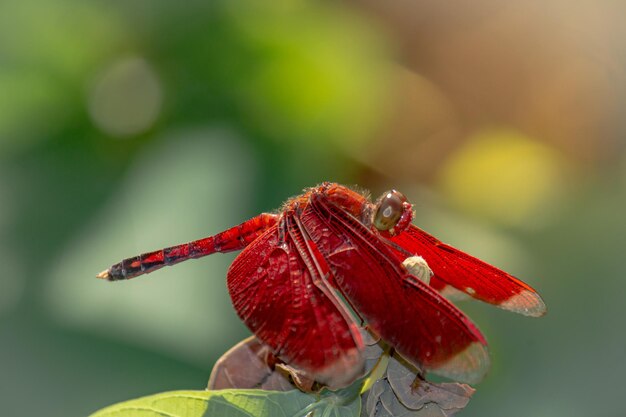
{"left": 90, "top": 386, "right": 362, "bottom": 417}
{"left": 90, "top": 390, "right": 212, "bottom": 417}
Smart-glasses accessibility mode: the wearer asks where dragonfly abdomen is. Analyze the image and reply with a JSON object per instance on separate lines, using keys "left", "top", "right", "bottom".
{"left": 98, "top": 213, "right": 278, "bottom": 281}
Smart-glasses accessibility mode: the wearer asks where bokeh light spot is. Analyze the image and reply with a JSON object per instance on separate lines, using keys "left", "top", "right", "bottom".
{"left": 88, "top": 57, "right": 163, "bottom": 138}
{"left": 438, "top": 129, "right": 567, "bottom": 227}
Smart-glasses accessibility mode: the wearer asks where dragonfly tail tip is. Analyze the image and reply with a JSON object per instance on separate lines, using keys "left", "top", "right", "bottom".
{"left": 96, "top": 269, "right": 111, "bottom": 280}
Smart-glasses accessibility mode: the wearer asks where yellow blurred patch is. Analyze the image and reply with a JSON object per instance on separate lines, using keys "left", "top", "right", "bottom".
{"left": 438, "top": 129, "right": 567, "bottom": 227}
{"left": 230, "top": 0, "right": 392, "bottom": 148}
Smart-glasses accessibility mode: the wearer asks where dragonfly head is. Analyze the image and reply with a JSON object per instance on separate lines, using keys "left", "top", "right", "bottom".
{"left": 372, "top": 189, "right": 413, "bottom": 236}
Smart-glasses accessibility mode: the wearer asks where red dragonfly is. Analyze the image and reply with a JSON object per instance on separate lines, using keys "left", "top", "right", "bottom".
{"left": 97, "top": 183, "right": 545, "bottom": 388}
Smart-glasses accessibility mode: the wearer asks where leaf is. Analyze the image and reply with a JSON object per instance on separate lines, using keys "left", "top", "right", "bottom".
{"left": 202, "top": 390, "right": 316, "bottom": 417}
{"left": 387, "top": 358, "right": 474, "bottom": 412}
{"left": 208, "top": 330, "right": 474, "bottom": 417}
{"left": 90, "top": 390, "right": 215, "bottom": 417}
{"left": 361, "top": 328, "right": 385, "bottom": 376}
{"left": 90, "top": 385, "right": 363, "bottom": 417}
{"left": 207, "top": 336, "right": 313, "bottom": 392}
{"left": 361, "top": 353, "right": 474, "bottom": 417}
{"left": 208, "top": 336, "right": 287, "bottom": 391}
{"left": 209, "top": 329, "right": 386, "bottom": 394}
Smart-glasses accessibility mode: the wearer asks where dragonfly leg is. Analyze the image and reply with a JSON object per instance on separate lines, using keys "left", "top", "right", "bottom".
{"left": 98, "top": 213, "right": 279, "bottom": 281}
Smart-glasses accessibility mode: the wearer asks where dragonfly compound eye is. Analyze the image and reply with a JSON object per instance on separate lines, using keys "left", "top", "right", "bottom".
{"left": 373, "top": 190, "right": 408, "bottom": 231}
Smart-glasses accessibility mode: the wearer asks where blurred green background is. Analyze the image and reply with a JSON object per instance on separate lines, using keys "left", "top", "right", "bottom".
{"left": 1, "top": 0, "right": 625, "bottom": 416}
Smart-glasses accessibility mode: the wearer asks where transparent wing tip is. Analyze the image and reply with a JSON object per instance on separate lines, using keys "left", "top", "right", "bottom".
{"left": 500, "top": 289, "right": 547, "bottom": 317}
{"left": 308, "top": 348, "right": 365, "bottom": 390}
{"left": 429, "top": 342, "right": 490, "bottom": 385}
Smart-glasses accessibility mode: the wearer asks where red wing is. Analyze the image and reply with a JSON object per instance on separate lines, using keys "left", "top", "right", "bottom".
{"left": 389, "top": 225, "right": 546, "bottom": 317}
{"left": 302, "top": 197, "right": 489, "bottom": 384}
{"left": 226, "top": 221, "right": 364, "bottom": 388}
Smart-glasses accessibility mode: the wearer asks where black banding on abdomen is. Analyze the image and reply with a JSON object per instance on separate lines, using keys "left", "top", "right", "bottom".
{"left": 107, "top": 262, "right": 127, "bottom": 281}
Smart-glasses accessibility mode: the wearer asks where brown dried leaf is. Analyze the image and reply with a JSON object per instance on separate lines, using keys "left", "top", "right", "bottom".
{"left": 209, "top": 329, "right": 475, "bottom": 417}
{"left": 207, "top": 336, "right": 293, "bottom": 391}
{"left": 361, "top": 352, "right": 474, "bottom": 417}
{"left": 207, "top": 336, "right": 319, "bottom": 392}
{"left": 362, "top": 328, "right": 385, "bottom": 375}
{"left": 274, "top": 363, "right": 317, "bottom": 392}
